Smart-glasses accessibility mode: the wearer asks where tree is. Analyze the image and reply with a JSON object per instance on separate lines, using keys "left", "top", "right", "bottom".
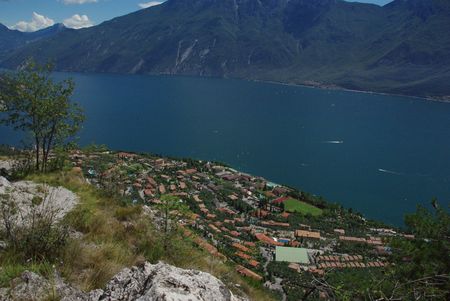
{"left": 0, "top": 60, "right": 84, "bottom": 172}
{"left": 156, "top": 194, "right": 189, "bottom": 251}
{"left": 386, "top": 202, "right": 450, "bottom": 300}
{"left": 275, "top": 201, "right": 450, "bottom": 300}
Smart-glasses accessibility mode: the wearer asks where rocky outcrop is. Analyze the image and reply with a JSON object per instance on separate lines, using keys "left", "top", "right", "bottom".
{"left": 0, "top": 262, "right": 248, "bottom": 301}
{"left": 0, "top": 270, "right": 89, "bottom": 301}
{"left": 0, "top": 176, "right": 78, "bottom": 228}
{"left": 0, "top": 160, "right": 13, "bottom": 175}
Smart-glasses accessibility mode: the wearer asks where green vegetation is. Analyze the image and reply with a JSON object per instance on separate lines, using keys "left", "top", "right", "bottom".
{"left": 2, "top": 145, "right": 448, "bottom": 300}
{"left": 284, "top": 198, "right": 323, "bottom": 216}
{"left": 0, "top": 169, "right": 275, "bottom": 300}
{"left": 0, "top": 60, "right": 84, "bottom": 172}
{"left": 265, "top": 200, "right": 450, "bottom": 300}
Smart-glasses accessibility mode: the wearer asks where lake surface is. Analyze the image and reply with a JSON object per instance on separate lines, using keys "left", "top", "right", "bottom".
{"left": 1, "top": 72, "right": 450, "bottom": 226}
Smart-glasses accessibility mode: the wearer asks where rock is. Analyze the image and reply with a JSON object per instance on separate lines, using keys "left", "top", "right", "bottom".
{"left": 0, "top": 288, "right": 9, "bottom": 301}
{"left": 8, "top": 271, "right": 52, "bottom": 301}
{"left": 0, "top": 176, "right": 79, "bottom": 229}
{"left": 0, "top": 262, "right": 248, "bottom": 301}
{"left": 87, "top": 289, "right": 104, "bottom": 300}
{"left": 0, "top": 176, "right": 11, "bottom": 189}
{"left": 0, "top": 271, "right": 88, "bottom": 301}
{"left": 93, "top": 262, "right": 245, "bottom": 301}
{"left": 54, "top": 272, "right": 89, "bottom": 301}
{"left": 0, "top": 160, "right": 13, "bottom": 172}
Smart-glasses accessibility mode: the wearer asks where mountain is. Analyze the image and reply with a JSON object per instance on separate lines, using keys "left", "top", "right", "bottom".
{"left": 1, "top": 0, "right": 450, "bottom": 98}
{"left": 0, "top": 23, "right": 68, "bottom": 59}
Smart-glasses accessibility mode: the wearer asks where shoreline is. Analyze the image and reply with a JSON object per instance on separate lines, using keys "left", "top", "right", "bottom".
{"left": 248, "top": 78, "right": 450, "bottom": 104}
{"left": 4, "top": 66, "right": 448, "bottom": 103}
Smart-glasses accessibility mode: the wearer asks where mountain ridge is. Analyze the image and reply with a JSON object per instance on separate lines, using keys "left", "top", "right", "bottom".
{"left": 1, "top": 0, "right": 449, "bottom": 98}
{"left": 0, "top": 23, "right": 68, "bottom": 59}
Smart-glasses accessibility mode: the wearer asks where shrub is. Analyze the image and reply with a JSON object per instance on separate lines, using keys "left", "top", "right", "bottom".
{"left": 8, "top": 152, "right": 34, "bottom": 181}
{"left": 114, "top": 206, "right": 142, "bottom": 221}
{"left": 0, "top": 186, "right": 68, "bottom": 261}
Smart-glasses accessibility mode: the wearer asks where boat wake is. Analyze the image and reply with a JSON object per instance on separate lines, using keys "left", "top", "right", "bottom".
{"left": 322, "top": 140, "right": 344, "bottom": 144}
{"left": 378, "top": 168, "right": 432, "bottom": 178}
{"left": 378, "top": 169, "right": 404, "bottom": 176}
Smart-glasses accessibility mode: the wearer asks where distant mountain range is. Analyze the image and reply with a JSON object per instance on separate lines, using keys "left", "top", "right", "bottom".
{"left": 1, "top": 0, "right": 450, "bottom": 98}
{"left": 0, "top": 23, "right": 67, "bottom": 58}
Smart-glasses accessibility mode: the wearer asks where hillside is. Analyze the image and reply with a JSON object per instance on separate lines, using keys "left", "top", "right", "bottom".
{"left": 1, "top": 0, "right": 450, "bottom": 98}
{"left": 0, "top": 146, "right": 448, "bottom": 300}
{"left": 0, "top": 23, "right": 67, "bottom": 59}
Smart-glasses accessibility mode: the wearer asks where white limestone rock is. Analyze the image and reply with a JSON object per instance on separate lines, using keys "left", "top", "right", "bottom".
{"left": 0, "top": 262, "right": 248, "bottom": 301}
{"left": 94, "top": 262, "right": 246, "bottom": 301}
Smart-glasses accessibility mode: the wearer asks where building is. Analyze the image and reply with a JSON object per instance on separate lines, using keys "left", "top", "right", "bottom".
{"left": 295, "top": 229, "right": 321, "bottom": 239}
{"left": 275, "top": 246, "right": 310, "bottom": 265}
{"left": 255, "top": 233, "right": 284, "bottom": 246}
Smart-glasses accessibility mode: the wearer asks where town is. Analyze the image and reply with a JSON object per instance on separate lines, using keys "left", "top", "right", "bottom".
{"left": 69, "top": 149, "right": 415, "bottom": 299}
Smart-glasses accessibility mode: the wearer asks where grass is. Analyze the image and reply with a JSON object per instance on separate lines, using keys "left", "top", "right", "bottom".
{"left": 0, "top": 260, "right": 53, "bottom": 287}
{"left": 0, "top": 167, "right": 277, "bottom": 301}
{"left": 284, "top": 198, "right": 323, "bottom": 216}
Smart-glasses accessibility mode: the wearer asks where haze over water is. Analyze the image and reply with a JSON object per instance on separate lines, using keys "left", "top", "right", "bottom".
{"left": 2, "top": 72, "right": 449, "bottom": 226}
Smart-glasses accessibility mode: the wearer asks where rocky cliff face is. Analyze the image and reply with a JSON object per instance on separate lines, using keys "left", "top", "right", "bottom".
{"left": 0, "top": 262, "right": 248, "bottom": 301}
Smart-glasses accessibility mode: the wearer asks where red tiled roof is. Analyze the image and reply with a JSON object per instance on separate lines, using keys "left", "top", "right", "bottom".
{"left": 180, "top": 226, "right": 226, "bottom": 260}
{"left": 309, "top": 268, "right": 324, "bottom": 276}
{"left": 236, "top": 265, "right": 262, "bottom": 281}
{"left": 280, "top": 212, "right": 290, "bottom": 218}
{"left": 208, "top": 224, "right": 221, "bottom": 233}
{"left": 255, "top": 233, "right": 283, "bottom": 246}
{"left": 289, "top": 241, "right": 301, "bottom": 247}
{"left": 248, "top": 260, "right": 259, "bottom": 268}
{"left": 253, "top": 209, "right": 269, "bottom": 218}
{"left": 184, "top": 168, "right": 197, "bottom": 174}
{"left": 232, "top": 243, "right": 250, "bottom": 253}
{"left": 118, "top": 152, "right": 136, "bottom": 159}
{"left": 272, "top": 196, "right": 289, "bottom": 204}
{"left": 236, "top": 251, "right": 252, "bottom": 260}
{"left": 218, "top": 207, "right": 237, "bottom": 215}
{"left": 144, "top": 189, "right": 154, "bottom": 196}
{"left": 230, "top": 231, "right": 240, "bottom": 237}
{"left": 147, "top": 176, "right": 157, "bottom": 186}
{"left": 244, "top": 241, "right": 256, "bottom": 247}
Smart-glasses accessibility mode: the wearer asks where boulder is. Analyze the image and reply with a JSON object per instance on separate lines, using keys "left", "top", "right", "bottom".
{"left": 0, "top": 176, "right": 79, "bottom": 229}
{"left": 0, "top": 271, "right": 88, "bottom": 301}
{"left": 94, "top": 262, "right": 245, "bottom": 301}
{"left": 0, "top": 262, "right": 248, "bottom": 301}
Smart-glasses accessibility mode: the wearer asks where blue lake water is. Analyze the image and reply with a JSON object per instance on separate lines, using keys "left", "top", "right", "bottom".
{"left": 1, "top": 72, "right": 450, "bottom": 226}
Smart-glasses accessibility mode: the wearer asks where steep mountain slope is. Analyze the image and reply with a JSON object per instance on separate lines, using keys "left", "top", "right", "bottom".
{"left": 1, "top": 0, "right": 449, "bottom": 98}
{"left": 0, "top": 23, "right": 67, "bottom": 59}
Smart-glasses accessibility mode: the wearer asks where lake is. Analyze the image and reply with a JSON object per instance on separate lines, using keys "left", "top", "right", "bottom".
{"left": 1, "top": 72, "right": 449, "bottom": 226}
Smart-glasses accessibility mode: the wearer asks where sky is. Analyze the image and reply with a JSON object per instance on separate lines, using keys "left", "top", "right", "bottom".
{"left": 0, "top": 0, "right": 393, "bottom": 32}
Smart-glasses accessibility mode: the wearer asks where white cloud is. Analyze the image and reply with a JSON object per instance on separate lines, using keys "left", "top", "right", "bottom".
{"left": 62, "top": 0, "right": 98, "bottom": 4}
{"left": 11, "top": 12, "right": 55, "bottom": 32}
{"left": 139, "top": 1, "right": 164, "bottom": 9}
{"left": 63, "top": 14, "right": 94, "bottom": 29}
